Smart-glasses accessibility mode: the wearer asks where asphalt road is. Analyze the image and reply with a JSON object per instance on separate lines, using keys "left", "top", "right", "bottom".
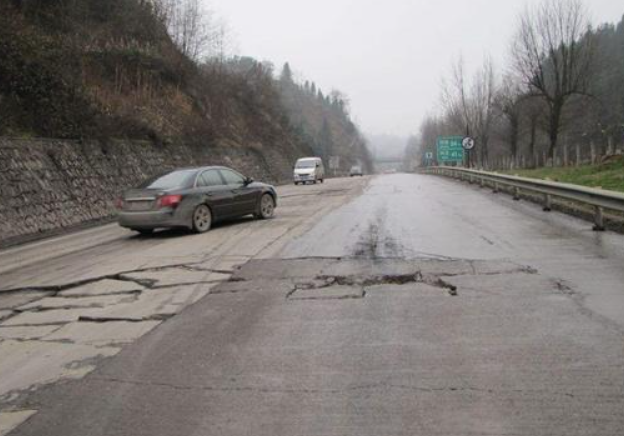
{"left": 2, "top": 174, "right": 624, "bottom": 435}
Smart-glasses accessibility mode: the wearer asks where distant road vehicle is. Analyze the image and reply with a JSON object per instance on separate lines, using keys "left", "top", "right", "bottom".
{"left": 294, "top": 157, "right": 324, "bottom": 185}
{"left": 116, "top": 166, "right": 277, "bottom": 235}
{"left": 349, "top": 165, "right": 363, "bottom": 177}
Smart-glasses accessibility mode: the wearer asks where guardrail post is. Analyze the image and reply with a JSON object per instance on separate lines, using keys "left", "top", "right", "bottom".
{"left": 492, "top": 182, "right": 499, "bottom": 194}
{"left": 513, "top": 187, "right": 521, "bottom": 201}
{"left": 480, "top": 178, "right": 485, "bottom": 188}
{"left": 593, "top": 206, "right": 606, "bottom": 232}
{"left": 543, "top": 194, "right": 552, "bottom": 212}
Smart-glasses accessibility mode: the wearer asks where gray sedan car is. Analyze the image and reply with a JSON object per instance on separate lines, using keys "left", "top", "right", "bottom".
{"left": 116, "top": 166, "right": 277, "bottom": 235}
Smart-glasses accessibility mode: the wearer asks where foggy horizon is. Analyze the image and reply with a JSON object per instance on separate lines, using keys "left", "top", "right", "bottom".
{"left": 210, "top": 0, "right": 623, "bottom": 140}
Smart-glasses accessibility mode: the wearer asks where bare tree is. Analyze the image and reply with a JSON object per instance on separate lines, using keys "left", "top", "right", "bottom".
{"left": 442, "top": 57, "right": 497, "bottom": 168}
{"left": 520, "top": 97, "right": 547, "bottom": 167}
{"left": 405, "top": 115, "right": 446, "bottom": 168}
{"left": 495, "top": 75, "right": 525, "bottom": 168}
{"left": 511, "top": 0, "right": 594, "bottom": 165}
{"left": 155, "top": 0, "right": 226, "bottom": 62}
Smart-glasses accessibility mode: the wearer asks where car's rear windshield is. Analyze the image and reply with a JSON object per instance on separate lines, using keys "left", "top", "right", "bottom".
{"left": 296, "top": 160, "right": 317, "bottom": 169}
{"left": 140, "top": 170, "right": 197, "bottom": 190}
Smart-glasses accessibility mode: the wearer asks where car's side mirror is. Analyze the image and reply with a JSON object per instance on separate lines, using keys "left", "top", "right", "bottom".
{"left": 244, "top": 177, "right": 254, "bottom": 185}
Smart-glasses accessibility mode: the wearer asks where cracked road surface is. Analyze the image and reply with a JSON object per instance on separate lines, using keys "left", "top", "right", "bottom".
{"left": 2, "top": 174, "right": 624, "bottom": 435}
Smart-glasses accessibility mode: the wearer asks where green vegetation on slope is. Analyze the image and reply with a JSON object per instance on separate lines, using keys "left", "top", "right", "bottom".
{"left": 503, "top": 157, "right": 624, "bottom": 193}
{"left": 0, "top": 0, "right": 294, "bottom": 145}
{"left": 0, "top": 0, "right": 181, "bottom": 139}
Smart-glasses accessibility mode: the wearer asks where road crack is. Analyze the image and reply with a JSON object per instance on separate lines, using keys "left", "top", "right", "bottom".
{"left": 78, "top": 314, "right": 175, "bottom": 323}
{"left": 0, "top": 262, "right": 234, "bottom": 325}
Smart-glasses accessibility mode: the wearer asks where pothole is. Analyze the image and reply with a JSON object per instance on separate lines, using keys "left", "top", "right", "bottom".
{"left": 289, "top": 271, "right": 459, "bottom": 299}
{"left": 316, "top": 273, "right": 422, "bottom": 287}
{"left": 553, "top": 280, "right": 575, "bottom": 296}
{"left": 288, "top": 285, "right": 365, "bottom": 301}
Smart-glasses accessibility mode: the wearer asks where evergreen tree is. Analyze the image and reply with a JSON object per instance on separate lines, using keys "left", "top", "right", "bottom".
{"left": 280, "top": 62, "right": 293, "bottom": 84}
{"left": 318, "top": 117, "right": 333, "bottom": 159}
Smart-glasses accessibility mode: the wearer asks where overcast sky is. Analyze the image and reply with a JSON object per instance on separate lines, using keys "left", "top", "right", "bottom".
{"left": 210, "top": 0, "right": 623, "bottom": 138}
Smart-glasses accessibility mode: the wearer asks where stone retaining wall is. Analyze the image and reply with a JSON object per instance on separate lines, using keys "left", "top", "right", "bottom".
{"left": 0, "top": 138, "right": 300, "bottom": 246}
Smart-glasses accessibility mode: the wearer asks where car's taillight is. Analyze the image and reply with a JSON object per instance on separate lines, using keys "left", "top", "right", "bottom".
{"left": 115, "top": 198, "right": 124, "bottom": 210}
{"left": 158, "top": 195, "right": 182, "bottom": 208}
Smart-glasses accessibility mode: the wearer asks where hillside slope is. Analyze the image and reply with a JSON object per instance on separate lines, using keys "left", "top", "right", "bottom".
{"left": 0, "top": 1, "right": 304, "bottom": 156}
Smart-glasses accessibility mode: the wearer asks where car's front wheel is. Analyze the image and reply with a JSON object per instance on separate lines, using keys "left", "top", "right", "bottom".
{"left": 256, "top": 194, "right": 275, "bottom": 219}
{"left": 192, "top": 204, "right": 212, "bottom": 233}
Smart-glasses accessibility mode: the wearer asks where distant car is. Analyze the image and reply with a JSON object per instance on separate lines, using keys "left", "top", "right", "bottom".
{"left": 294, "top": 157, "right": 324, "bottom": 185}
{"left": 116, "top": 166, "right": 277, "bottom": 235}
{"left": 349, "top": 165, "right": 363, "bottom": 177}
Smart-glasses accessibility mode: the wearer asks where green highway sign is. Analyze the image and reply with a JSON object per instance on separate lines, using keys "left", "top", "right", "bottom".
{"left": 437, "top": 136, "right": 464, "bottom": 163}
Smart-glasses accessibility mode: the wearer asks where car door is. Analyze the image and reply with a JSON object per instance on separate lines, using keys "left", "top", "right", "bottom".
{"left": 219, "top": 169, "right": 259, "bottom": 216}
{"left": 195, "top": 169, "right": 235, "bottom": 220}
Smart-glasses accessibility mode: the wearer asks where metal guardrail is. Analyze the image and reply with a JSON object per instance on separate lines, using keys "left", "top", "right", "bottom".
{"left": 425, "top": 166, "right": 624, "bottom": 231}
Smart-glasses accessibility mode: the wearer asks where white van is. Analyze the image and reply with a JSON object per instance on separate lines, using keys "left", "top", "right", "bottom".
{"left": 293, "top": 157, "right": 325, "bottom": 185}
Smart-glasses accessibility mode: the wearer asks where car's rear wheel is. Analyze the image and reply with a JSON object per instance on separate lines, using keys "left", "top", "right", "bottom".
{"left": 256, "top": 194, "right": 275, "bottom": 219}
{"left": 192, "top": 204, "right": 212, "bottom": 233}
